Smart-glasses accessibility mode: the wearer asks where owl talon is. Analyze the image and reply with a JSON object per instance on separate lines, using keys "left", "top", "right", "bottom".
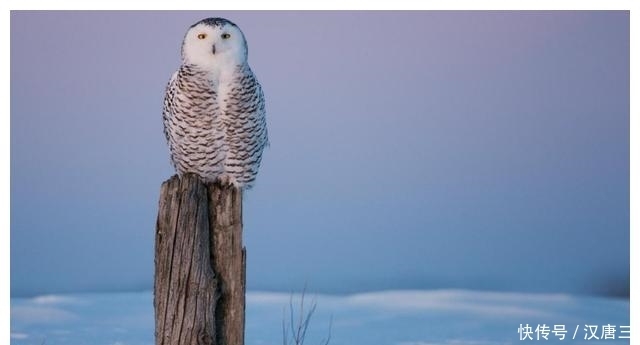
{"left": 217, "top": 175, "right": 234, "bottom": 187}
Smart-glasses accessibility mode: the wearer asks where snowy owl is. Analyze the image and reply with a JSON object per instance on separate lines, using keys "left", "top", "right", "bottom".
{"left": 163, "top": 17, "right": 268, "bottom": 189}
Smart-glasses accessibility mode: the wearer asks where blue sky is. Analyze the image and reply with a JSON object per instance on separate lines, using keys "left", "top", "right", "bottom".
{"left": 10, "top": 11, "right": 629, "bottom": 297}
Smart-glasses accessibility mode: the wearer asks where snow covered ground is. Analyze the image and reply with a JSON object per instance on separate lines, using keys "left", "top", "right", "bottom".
{"left": 10, "top": 289, "right": 630, "bottom": 345}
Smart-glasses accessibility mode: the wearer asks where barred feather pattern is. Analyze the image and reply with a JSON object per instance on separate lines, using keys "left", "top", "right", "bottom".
{"left": 162, "top": 63, "right": 268, "bottom": 189}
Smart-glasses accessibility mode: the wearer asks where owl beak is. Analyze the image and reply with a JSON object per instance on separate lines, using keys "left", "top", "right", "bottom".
{"left": 212, "top": 44, "right": 216, "bottom": 55}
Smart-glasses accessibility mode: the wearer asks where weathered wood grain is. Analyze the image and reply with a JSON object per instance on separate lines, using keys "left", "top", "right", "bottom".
{"left": 154, "top": 173, "right": 245, "bottom": 345}
{"left": 209, "top": 183, "right": 245, "bottom": 345}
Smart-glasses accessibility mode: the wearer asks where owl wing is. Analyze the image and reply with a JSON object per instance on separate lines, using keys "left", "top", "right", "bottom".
{"left": 253, "top": 81, "right": 269, "bottom": 149}
{"left": 228, "top": 69, "right": 269, "bottom": 187}
{"left": 245, "top": 77, "right": 268, "bottom": 163}
{"left": 162, "top": 71, "right": 179, "bottom": 145}
{"left": 161, "top": 71, "right": 182, "bottom": 172}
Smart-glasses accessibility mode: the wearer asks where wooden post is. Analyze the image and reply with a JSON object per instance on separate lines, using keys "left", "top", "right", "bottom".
{"left": 209, "top": 179, "right": 246, "bottom": 345}
{"left": 155, "top": 173, "right": 245, "bottom": 345}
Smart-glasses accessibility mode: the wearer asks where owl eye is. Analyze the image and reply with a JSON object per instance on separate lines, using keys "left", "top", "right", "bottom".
{"left": 221, "top": 33, "right": 231, "bottom": 39}
{"left": 197, "top": 33, "right": 207, "bottom": 39}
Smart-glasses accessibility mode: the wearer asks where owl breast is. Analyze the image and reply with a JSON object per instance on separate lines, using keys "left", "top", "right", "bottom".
{"left": 163, "top": 64, "right": 268, "bottom": 189}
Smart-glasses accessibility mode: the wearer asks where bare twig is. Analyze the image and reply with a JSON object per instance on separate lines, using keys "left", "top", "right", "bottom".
{"left": 282, "top": 307, "right": 288, "bottom": 345}
{"left": 319, "top": 315, "right": 333, "bottom": 345}
{"left": 282, "top": 287, "right": 332, "bottom": 345}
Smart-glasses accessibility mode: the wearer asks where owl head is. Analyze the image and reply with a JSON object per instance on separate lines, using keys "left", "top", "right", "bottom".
{"left": 181, "top": 18, "right": 248, "bottom": 71}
